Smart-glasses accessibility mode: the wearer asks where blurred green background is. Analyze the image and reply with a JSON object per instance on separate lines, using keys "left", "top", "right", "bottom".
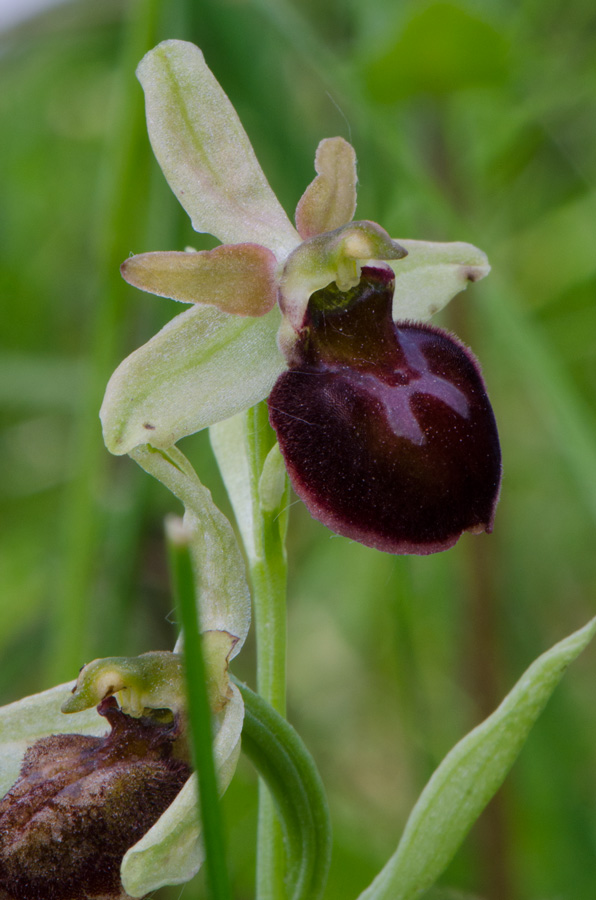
{"left": 1, "top": 0, "right": 596, "bottom": 897}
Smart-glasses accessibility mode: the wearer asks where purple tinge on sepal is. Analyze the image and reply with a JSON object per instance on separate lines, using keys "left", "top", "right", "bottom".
{"left": 269, "top": 266, "right": 501, "bottom": 555}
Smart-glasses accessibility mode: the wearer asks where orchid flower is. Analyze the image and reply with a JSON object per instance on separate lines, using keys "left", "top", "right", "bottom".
{"left": 101, "top": 39, "right": 501, "bottom": 555}
{"left": 0, "top": 445, "right": 251, "bottom": 899}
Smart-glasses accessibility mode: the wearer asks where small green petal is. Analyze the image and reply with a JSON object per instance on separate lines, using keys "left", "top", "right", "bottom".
{"left": 0, "top": 683, "right": 106, "bottom": 797}
{"left": 138, "top": 41, "right": 300, "bottom": 260}
{"left": 389, "top": 239, "right": 490, "bottom": 321}
{"left": 295, "top": 137, "right": 357, "bottom": 239}
{"left": 121, "top": 684, "right": 244, "bottom": 897}
{"left": 100, "top": 304, "right": 285, "bottom": 454}
{"left": 121, "top": 243, "right": 279, "bottom": 317}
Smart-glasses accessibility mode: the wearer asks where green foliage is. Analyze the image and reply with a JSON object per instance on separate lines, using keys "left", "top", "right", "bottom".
{"left": 2, "top": 1, "right": 596, "bottom": 898}
{"left": 236, "top": 676, "right": 332, "bottom": 900}
{"left": 358, "top": 619, "right": 596, "bottom": 900}
{"left": 365, "top": 3, "right": 510, "bottom": 101}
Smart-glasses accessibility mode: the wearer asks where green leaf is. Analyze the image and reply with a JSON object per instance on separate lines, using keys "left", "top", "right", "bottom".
{"left": 365, "top": 3, "right": 509, "bottom": 102}
{"left": 234, "top": 677, "right": 332, "bottom": 900}
{"left": 358, "top": 617, "right": 596, "bottom": 900}
{"left": 100, "top": 302, "right": 285, "bottom": 455}
{"left": 389, "top": 240, "right": 490, "bottom": 322}
{"left": 137, "top": 40, "right": 299, "bottom": 260}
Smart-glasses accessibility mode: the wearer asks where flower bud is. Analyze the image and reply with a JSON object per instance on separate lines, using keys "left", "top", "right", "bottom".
{"left": 268, "top": 266, "right": 501, "bottom": 554}
{"left": 0, "top": 697, "right": 190, "bottom": 900}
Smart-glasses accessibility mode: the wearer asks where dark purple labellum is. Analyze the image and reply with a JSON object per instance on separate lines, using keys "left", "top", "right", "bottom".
{"left": 0, "top": 698, "right": 190, "bottom": 900}
{"left": 269, "top": 266, "right": 501, "bottom": 554}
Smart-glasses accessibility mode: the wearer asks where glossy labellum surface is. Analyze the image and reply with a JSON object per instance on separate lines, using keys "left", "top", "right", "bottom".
{"left": 269, "top": 267, "right": 501, "bottom": 554}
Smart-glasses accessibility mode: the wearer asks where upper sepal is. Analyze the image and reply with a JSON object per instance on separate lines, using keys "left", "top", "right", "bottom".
{"left": 137, "top": 40, "right": 300, "bottom": 260}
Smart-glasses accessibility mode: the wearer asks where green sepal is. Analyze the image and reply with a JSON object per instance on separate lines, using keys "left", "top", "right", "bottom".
{"left": 390, "top": 239, "right": 490, "bottom": 322}
{"left": 101, "top": 302, "right": 285, "bottom": 455}
{"left": 137, "top": 40, "right": 299, "bottom": 260}
{"left": 0, "top": 682, "right": 106, "bottom": 798}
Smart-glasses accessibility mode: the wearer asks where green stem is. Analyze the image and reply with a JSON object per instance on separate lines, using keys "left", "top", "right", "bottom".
{"left": 242, "top": 404, "right": 288, "bottom": 714}
{"left": 210, "top": 403, "right": 290, "bottom": 898}
{"left": 167, "top": 519, "right": 231, "bottom": 900}
{"left": 252, "top": 520, "right": 288, "bottom": 717}
{"left": 254, "top": 526, "right": 288, "bottom": 900}
{"left": 245, "top": 405, "right": 289, "bottom": 900}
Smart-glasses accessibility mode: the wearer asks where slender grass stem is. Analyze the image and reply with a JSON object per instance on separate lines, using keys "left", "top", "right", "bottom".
{"left": 167, "top": 517, "right": 231, "bottom": 900}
